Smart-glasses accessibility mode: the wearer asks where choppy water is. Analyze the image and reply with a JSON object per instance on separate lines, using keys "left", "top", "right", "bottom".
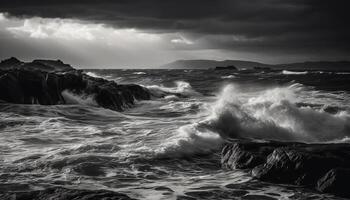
{"left": 1, "top": 69, "right": 350, "bottom": 199}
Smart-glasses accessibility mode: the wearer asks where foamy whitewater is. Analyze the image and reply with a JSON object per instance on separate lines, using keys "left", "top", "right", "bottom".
{"left": 1, "top": 69, "right": 350, "bottom": 199}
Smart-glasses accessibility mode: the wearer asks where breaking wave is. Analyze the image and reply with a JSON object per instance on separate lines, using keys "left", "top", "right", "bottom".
{"left": 202, "top": 84, "right": 350, "bottom": 142}
{"left": 156, "top": 124, "right": 224, "bottom": 157}
{"left": 161, "top": 83, "right": 350, "bottom": 156}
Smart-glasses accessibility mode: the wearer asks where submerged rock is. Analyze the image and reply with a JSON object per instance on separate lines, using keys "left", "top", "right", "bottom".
{"left": 0, "top": 57, "right": 151, "bottom": 111}
{"left": 0, "top": 187, "right": 134, "bottom": 200}
{"left": 221, "top": 141, "right": 350, "bottom": 198}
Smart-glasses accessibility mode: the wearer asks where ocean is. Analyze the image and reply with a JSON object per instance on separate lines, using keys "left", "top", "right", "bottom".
{"left": 1, "top": 69, "right": 350, "bottom": 199}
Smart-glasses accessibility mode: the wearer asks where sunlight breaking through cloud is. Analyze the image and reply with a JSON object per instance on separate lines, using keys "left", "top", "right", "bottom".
{"left": 6, "top": 17, "right": 161, "bottom": 43}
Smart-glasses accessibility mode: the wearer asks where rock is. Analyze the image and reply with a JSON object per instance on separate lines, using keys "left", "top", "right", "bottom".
{"left": 0, "top": 187, "right": 135, "bottom": 200}
{"left": 252, "top": 144, "right": 350, "bottom": 186}
{"left": 0, "top": 57, "right": 23, "bottom": 69}
{"left": 221, "top": 141, "right": 350, "bottom": 198}
{"left": 0, "top": 58, "right": 151, "bottom": 111}
{"left": 32, "top": 59, "right": 74, "bottom": 72}
{"left": 221, "top": 141, "right": 287, "bottom": 170}
{"left": 317, "top": 168, "right": 350, "bottom": 197}
{"left": 0, "top": 73, "right": 24, "bottom": 103}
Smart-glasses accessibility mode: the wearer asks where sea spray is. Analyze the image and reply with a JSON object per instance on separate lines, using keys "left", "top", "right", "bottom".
{"left": 198, "top": 83, "right": 350, "bottom": 142}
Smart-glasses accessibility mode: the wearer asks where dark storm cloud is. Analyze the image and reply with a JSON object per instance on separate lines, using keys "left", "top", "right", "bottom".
{"left": 1, "top": 0, "right": 349, "bottom": 59}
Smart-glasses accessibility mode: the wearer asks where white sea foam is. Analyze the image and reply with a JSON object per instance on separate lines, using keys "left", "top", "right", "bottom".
{"left": 282, "top": 70, "right": 308, "bottom": 75}
{"left": 156, "top": 124, "right": 224, "bottom": 157}
{"left": 61, "top": 90, "right": 97, "bottom": 106}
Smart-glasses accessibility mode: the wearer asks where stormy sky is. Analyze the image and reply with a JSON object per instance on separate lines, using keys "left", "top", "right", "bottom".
{"left": 0, "top": 0, "right": 349, "bottom": 68}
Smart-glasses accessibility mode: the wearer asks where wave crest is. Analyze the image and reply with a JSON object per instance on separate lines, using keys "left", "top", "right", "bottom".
{"left": 162, "top": 83, "right": 350, "bottom": 156}
{"left": 146, "top": 81, "right": 200, "bottom": 98}
{"left": 202, "top": 84, "right": 350, "bottom": 142}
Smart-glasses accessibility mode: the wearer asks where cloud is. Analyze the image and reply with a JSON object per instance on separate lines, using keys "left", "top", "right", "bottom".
{"left": 7, "top": 18, "right": 105, "bottom": 40}
{"left": 0, "top": 1, "right": 348, "bottom": 46}
{"left": 0, "top": 0, "right": 349, "bottom": 66}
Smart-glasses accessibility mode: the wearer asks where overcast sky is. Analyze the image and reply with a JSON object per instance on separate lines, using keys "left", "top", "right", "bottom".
{"left": 0, "top": 0, "right": 349, "bottom": 68}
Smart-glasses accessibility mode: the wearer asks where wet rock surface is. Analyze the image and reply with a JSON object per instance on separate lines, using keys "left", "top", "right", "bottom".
{"left": 0, "top": 187, "right": 135, "bottom": 200}
{"left": 0, "top": 57, "right": 151, "bottom": 111}
{"left": 221, "top": 140, "right": 350, "bottom": 198}
{"left": 316, "top": 168, "right": 350, "bottom": 197}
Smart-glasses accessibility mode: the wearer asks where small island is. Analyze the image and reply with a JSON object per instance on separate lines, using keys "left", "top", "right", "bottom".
{"left": 214, "top": 65, "right": 238, "bottom": 70}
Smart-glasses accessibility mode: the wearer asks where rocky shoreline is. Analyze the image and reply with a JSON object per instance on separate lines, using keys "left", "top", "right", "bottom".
{"left": 0, "top": 57, "right": 151, "bottom": 111}
{"left": 221, "top": 140, "right": 350, "bottom": 198}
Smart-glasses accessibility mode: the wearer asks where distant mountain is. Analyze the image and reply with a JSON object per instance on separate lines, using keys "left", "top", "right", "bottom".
{"left": 160, "top": 59, "right": 350, "bottom": 71}
{"left": 159, "top": 59, "right": 272, "bottom": 69}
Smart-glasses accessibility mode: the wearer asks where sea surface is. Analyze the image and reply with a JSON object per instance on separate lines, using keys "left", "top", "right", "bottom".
{"left": 1, "top": 69, "right": 350, "bottom": 199}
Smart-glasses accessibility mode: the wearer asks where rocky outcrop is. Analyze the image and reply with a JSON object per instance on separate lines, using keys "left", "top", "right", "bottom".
{"left": 221, "top": 140, "right": 350, "bottom": 198}
{"left": 0, "top": 57, "right": 151, "bottom": 111}
{"left": 0, "top": 187, "right": 134, "bottom": 200}
{"left": 0, "top": 57, "right": 74, "bottom": 72}
{"left": 0, "top": 57, "right": 23, "bottom": 69}
{"left": 316, "top": 168, "right": 350, "bottom": 197}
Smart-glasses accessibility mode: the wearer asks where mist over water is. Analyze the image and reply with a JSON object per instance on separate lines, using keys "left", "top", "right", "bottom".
{"left": 1, "top": 69, "right": 350, "bottom": 199}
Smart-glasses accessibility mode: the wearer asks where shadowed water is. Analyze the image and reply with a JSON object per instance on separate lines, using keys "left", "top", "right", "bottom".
{"left": 1, "top": 69, "right": 349, "bottom": 199}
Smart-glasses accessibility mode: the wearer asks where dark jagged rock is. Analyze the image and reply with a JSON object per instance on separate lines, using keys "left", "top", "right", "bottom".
{"left": 221, "top": 141, "right": 289, "bottom": 170}
{"left": 0, "top": 187, "right": 135, "bottom": 200}
{"left": 317, "top": 168, "right": 350, "bottom": 197}
{"left": 0, "top": 57, "right": 151, "bottom": 111}
{"left": 221, "top": 141, "right": 350, "bottom": 198}
{"left": 0, "top": 57, "right": 74, "bottom": 72}
{"left": 32, "top": 59, "right": 74, "bottom": 72}
{"left": 0, "top": 57, "right": 23, "bottom": 69}
{"left": 0, "top": 72, "right": 25, "bottom": 103}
